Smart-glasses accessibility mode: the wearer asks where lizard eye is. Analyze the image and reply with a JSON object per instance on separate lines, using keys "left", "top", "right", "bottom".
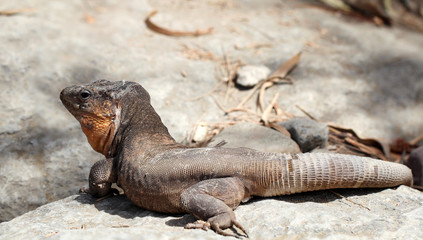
{"left": 80, "top": 90, "right": 92, "bottom": 100}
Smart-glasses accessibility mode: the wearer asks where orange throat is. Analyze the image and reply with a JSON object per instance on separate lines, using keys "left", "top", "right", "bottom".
{"left": 80, "top": 115, "right": 116, "bottom": 156}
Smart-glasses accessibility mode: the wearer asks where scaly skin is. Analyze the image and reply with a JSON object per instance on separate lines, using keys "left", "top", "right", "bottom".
{"left": 60, "top": 80, "right": 413, "bottom": 238}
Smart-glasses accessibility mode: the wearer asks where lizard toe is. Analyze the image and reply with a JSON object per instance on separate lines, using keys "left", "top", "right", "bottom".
{"left": 208, "top": 213, "right": 248, "bottom": 238}
{"left": 185, "top": 220, "right": 210, "bottom": 231}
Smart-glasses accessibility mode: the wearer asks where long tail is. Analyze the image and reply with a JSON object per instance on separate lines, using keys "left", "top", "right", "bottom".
{"left": 246, "top": 153, "right": 413, "bottom": 197}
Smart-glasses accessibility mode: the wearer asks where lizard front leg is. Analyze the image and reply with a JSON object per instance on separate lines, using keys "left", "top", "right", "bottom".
{"left": 80, "top": 158, "right": 118, "bottom": 198}
{"left": 180, "top": 177, "right": 250, "bottom": 238}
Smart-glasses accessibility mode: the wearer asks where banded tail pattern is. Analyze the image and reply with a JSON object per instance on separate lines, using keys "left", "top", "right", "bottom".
{"left": 246, "top": 153, "right": 413, "bottom": 197}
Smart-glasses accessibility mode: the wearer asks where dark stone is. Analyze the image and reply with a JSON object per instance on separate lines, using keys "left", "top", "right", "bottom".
{"left": 406, "top": 146, "right": 423, "bottom": 186}
{"left": 280, "top": 118, "right": 329, "bottom": 153}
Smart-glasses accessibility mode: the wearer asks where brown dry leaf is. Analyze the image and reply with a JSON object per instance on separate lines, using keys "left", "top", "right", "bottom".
{"left": 0, "top": 8, "right": 35, "bottom": 16}
{"left": 145, "top": 10, "right": 214, "bottom": 37}
{"left": 268, "top": 122, "right": 291, "bottom": 137}
{"left": 296, "top": 105, "right": 390, "bottom": 160}
{"left": 268, "top": 52, "right": 302, "bottom": 81}
{"left": 390, "top": 138, "right": 411, "bottom": 154}
{"left": 329, "top": 125, "right": 389, "bottom": 160}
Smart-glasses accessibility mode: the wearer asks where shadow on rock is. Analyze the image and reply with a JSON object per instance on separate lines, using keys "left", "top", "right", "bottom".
{"left": 74, "top": 193, "right": 183, "bottom": 221}
{"left": 165, "top": 214, "right": 197, "bottom": 227}
{"left": 245, "top": 188, "right": 385, "bottom": 205}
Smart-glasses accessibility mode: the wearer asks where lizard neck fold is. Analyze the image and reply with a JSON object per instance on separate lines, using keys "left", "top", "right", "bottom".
{"left": 110, "top": 99, "right": 178, "bottom": 159}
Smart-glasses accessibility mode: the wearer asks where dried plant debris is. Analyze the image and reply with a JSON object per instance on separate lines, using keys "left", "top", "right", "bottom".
{"left": 317, "top": 0, "right": 423, "bottom": 32}
{"left": 184, "top": 49, "right": 419, "bottom": 167}
{"left": 185, "top": 53, "right": 301, "bottom": 146}
{"left": 234, "top": 43, "right": 272, "bottom": 50}
{"left": 328, "top": 125, "right": 388, "bottom": 160}
{"left": 296, "top": 105, "right": 422, "bottom": 162}
{"left": 145, "top": 10, "right": 214, "bottom": 37}
{"left": 181, "top": 44, "right": 217, "bottom": 61}
{"left": 224, "top": 52, "right": 300, "bottom": 114}
{"left": 0, "top": 8, "right": 35, "bottom": 16}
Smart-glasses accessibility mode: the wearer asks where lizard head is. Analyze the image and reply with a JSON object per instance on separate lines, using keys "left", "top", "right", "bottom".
{"left": 60, "top": 79, "right": 149, "bottom": 157}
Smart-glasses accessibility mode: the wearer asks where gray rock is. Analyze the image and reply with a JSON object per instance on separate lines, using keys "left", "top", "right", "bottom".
{"left": 236, "top": 65, "right": 270, "bottom": 88}
{"left": 280, "top": 118, "right": 329, "bottom": 152}
{"left": 211, "top": 122, "right": 301, "bottom": 153}
{"left": 1, "top": 186, "right": 422, "bottom": 240}
{"left": 0, "top": 115, "right": 100, "bottom": 222}
{"left": 406, "top": 146, "right": 423, "bottom": 186}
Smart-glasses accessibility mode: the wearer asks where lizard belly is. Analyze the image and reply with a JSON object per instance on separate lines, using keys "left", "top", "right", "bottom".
{"left": 123, "top": 187, "right": 185, "bottom": 214}
{"left": 117, "top": 164, "right": 189, "bottom": 214}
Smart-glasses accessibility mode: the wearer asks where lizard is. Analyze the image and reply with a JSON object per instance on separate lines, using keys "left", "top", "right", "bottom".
{"left": 60, "top": 79, "right": 413, "bottom": 238}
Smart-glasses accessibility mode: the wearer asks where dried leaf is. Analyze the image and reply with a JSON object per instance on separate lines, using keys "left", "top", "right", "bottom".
{"left": 295, "top": 105, "right": 390, "bottom": 160}
{"left": 268, "top": 52, "right": 302, "bottom": 81}
{"left": 145, "top": 10, "right": 214, "bottom": 37}
{"left": 268, "top": 122, "right": 291, "bottom": 137}
{"left": 0, "top": 8, "right": 35, "bottom": 16}
{"left": 390, "top": 138, "right": 411, "bottom": 154}
{"left": 261, "top": 92, "right": 279, "bottom": 125}
{"left": 329, "top": 125, "right": 390, "bottom": 160}
{"left": 344, "top": 137, "right": 387, "bottom": 160}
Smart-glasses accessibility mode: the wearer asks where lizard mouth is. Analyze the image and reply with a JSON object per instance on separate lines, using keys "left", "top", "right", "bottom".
{"left": 60, "top": 87, "right": 83, "bottom": 116}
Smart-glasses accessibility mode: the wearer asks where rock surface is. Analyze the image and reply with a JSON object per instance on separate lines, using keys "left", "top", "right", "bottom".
{"left": 1, "top": 0, "right": 423, "bottom": 222}
{"left": 236, "top": 65, "right": 270, "bottom": 87}
{"left": 211, "top": 122, "right": 301, "bottom": 153}
{"left": 1, "top": 186, "right": 422, "bottom": 240}
{"left": 280, "top": 118, "right": 329, "bottom": 152}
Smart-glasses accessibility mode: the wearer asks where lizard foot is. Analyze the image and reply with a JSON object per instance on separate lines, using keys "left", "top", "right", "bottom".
{"left": 185, "top": 214, "right": 248, "bottom": 239}
{"left": 79, "top": 187, "right": 89, "bottom": 194}
{"left": 79, "top": 186, "right": 119, "bottom": 201}
{"left": 181, "top": 177, "right": 250, "bottom": 238}
{"left": 185, "top": 220, "right": 210, "bottom": 231}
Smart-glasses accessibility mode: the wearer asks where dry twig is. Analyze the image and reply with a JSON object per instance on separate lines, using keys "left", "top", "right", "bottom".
{"left": 145, "top": 10, "right": 214, "bottom": 37}
{"left": 0, "top": 8, "right": 35, "bottom": 16}
{"left": 330, "top": 190, "right": 371, "bottom": 211}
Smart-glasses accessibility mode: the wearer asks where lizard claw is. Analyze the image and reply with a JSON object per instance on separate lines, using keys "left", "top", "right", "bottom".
{"left": 185, "top": 220, "right": 210, "bottom": 231}
{"left": 232, "top": 220, "right": 249, "bottom": 238}
{"left": 79, "top": 187, "right": 90, "bottom": 194}
{"left": 185, "top": 219, "right": 248, "bottom": 238}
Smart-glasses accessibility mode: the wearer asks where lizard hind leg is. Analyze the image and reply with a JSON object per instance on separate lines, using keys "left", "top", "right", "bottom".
{"left": 180, "top": 177, "right": 249, "bottom": 238}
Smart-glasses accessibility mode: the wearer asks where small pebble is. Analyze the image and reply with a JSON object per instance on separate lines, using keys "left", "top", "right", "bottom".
{"left": 236, "top": 65, "right": 271, "bottom": 88}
